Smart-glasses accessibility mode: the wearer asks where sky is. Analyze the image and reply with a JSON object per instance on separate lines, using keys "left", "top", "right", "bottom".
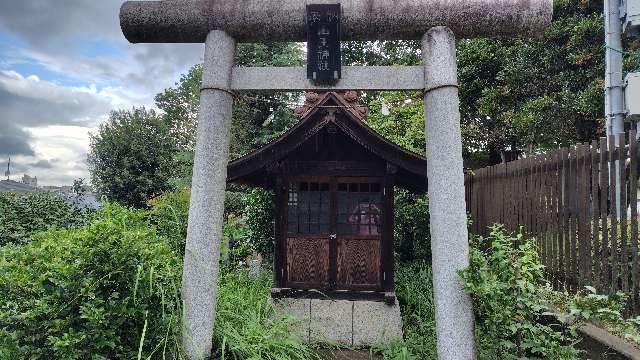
{"left": 0, "top": 0, "right": 204, "bottom": 186}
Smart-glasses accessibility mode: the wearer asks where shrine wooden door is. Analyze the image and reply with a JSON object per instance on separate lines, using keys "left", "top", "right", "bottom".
{"left": 335, "top": 178, "right": 383, "bottom": 291}
{"left": 284, "top": 176, "right": 383, "bottom": 291}
{"left": 285, "top": 177, "right": 332, "bottom": 289}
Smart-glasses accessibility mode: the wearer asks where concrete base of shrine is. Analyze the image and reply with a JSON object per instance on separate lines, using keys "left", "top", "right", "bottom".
{"left": 274, "top": 297, "right": 403, "bottom": 347}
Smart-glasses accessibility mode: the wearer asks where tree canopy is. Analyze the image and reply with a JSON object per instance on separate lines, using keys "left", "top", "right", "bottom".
{"left": 344, "top": 0, "right": 640, "bottom": 167}
{"left": 458, "top": 0, "right": 609, "bottom": 164}
{"left": 88, "top": 108, "right": 176, "bottom": 208}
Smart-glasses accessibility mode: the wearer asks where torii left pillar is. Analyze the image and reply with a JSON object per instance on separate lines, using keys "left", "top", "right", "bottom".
{"left": 181, "top": 30, "right": 235, "bottom": 359}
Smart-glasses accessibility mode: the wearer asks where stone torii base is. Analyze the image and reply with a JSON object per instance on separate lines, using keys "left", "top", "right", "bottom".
{"left": 119, "top": 1, "right": 552, "bottom": 358}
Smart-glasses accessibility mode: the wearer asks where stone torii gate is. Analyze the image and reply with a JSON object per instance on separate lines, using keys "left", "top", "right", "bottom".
{"left": 120, "top": 1, "right": 552, "bottom": 358}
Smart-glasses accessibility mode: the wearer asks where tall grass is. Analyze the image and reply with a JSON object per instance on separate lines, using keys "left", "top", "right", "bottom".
{"left": 370, "top": 262, "right": 438, "bottom": 359}
{"left": 133, "top": 268, "right": 322, "bottom": 360}
{"left": 213, "top": 270, "right": 319, "bottom": 360}
{"left": 393, "top": 262, "right": 438, "bottom": 360}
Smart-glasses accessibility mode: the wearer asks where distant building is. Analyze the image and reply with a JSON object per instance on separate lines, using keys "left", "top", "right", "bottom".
{"left": 22, "top": 174, "right": 37, "bottom": 188}
{"left": 0, "top": 174, "right": 39, "bottom": 191}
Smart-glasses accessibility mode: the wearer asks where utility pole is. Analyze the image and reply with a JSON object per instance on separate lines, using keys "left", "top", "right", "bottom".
{"left": 605, "top": 0, "right": 625, "bottom": 136}
{"left": 605, "top": 0, "right": 625, "bottom": 216}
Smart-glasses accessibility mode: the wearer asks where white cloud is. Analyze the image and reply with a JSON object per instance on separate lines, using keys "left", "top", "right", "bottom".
{"left": 0, "top": 1, "right": 205, "bottom": 186}
{"left": 0, "top": 1, "right": 120, "bottom": 46}
{"left": 20, "top": 125, "right": 96, "bottom": 186}
{"left": 0, "top": 70, "right": 111, "bottom": 127}
{"left": 0, "top": 69, "right": 148, "bottom": 186}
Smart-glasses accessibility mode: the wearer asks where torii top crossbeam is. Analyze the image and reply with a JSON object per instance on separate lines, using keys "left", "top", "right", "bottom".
{"left": 120, "top": 0, "right": 552, "bottom": 43}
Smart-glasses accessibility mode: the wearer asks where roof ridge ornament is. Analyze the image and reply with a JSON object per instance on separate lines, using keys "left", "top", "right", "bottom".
{"left": 294, "top": 91, "right": 369, "bottom": 121}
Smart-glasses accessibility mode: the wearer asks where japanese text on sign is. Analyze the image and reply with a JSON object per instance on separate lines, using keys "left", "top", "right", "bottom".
{"left": 306, "top": 4, "right": 341, "bottom": 84}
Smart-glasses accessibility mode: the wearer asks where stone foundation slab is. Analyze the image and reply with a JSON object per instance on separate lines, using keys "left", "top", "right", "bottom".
{"left": 274, "top": 297, "right": 402, "bottom": 347}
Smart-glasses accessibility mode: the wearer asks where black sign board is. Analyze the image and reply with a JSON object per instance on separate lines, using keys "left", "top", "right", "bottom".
{"left": 306, "top": 4, "right": 341, "bottom": 84}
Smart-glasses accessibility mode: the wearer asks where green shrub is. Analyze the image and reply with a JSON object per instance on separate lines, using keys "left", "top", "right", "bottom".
{"left": 222, "top": 214, "right": 254, "bottom": 267}
{"left": 459, "top": 225, "right": 581, "bottom": 359}
{"left": 394, "top": 190, "right": 430, "bottom": 263}
{"left": 148, "top": 190, "right": 191, "bottom": 254}
{"left": 0, "top": 202, "right": 182, "bottom": 359}
{"left": 0, "top": 192, "right": 93, "bottom": 245}
{"left": 243, "top": 188, "right": 275, "bottom": 260}
{"left": 225, "top": 184, "right": 249, "bottom": 216}
{"left": 570, "top": 287, "right": 640, "bottom": 345}
{"left": 570, "top": 287, "right": 628, "bottom": 324}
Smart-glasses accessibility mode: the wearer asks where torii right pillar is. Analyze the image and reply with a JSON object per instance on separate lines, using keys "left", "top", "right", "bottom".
{"left": 422, "top": 26, "right": 475, "bottom": 359}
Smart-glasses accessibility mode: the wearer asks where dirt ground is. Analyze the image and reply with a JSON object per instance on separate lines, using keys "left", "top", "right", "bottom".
{"left": 317, "top": 348, "right": 382, "bottom": 360}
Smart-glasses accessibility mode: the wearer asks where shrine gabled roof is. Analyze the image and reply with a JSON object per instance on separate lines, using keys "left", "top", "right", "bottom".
{"left": 227, "top": 91, "right": 428, "bottom": 191}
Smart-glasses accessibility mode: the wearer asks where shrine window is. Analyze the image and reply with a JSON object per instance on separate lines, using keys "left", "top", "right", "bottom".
{"left": 287, "top": 181, "right": 331, "bottom": 234}
{"left": 337, "top": 181, "right": 382, "bottom": 236}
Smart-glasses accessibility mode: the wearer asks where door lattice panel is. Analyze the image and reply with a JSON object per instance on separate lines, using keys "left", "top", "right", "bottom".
{"left": 336, "top": 238, "right": 380, "bottom": 289}
{"left": 286, "top": 236, "right": 330, "bottom": 287}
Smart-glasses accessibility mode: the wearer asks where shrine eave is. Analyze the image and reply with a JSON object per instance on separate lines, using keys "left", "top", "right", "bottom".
{"left": 227, "top": 92, "right": 428, "bottom": 192}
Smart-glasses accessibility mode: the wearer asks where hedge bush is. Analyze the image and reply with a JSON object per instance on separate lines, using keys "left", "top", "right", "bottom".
{"left": 148, "top": 190, "right": 191, "bottom": 254}
{"left": 242, "top": 188, "right": 274, "bottom": 260}
{"left": 0, "top": 192, "right": 93, "bottom": 246}
{"left": 0, "top": 202, "right": 182, "bottom": 359}
{"left": 394, "top": 190, "right": 430, "bottom": 263}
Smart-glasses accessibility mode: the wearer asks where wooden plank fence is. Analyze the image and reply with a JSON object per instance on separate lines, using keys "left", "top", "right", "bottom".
{"left": 465, "top": 131, "right": 640, "bottom": 315}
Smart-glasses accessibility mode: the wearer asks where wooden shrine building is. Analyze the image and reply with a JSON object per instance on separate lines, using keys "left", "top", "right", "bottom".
{"left": 227, "top": 91, "right": 427, "bottom": 303}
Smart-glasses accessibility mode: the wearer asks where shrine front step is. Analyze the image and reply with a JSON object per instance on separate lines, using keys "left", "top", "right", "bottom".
{"left": 274, "top": 297, "right": 402, "bottom": 347}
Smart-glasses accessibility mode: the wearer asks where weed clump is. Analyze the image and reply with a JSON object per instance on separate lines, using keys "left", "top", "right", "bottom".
{"left": 459, "top": 225, "right": 581, "bottom": 359}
